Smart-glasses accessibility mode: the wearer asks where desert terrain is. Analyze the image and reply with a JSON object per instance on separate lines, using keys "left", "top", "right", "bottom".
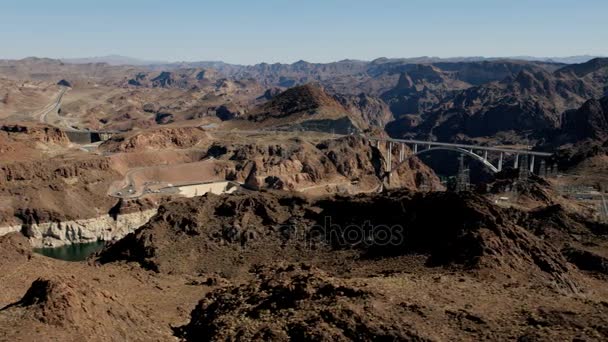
{"left": 1, "top": 54, "right": 608, "bottom": 341}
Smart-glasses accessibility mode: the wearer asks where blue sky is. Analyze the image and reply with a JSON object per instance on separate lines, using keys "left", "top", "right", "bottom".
{"left": 1, "top": 0, "right": 606, "bottom": 64}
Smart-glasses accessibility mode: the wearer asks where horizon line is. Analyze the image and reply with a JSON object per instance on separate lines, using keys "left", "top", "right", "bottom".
{"left": 3, "top": 54, "right": 606, "bottom": 67}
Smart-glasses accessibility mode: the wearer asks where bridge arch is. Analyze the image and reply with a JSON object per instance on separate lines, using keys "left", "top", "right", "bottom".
{"left": 384, "top": 146, "right": 499, "bottom": 178}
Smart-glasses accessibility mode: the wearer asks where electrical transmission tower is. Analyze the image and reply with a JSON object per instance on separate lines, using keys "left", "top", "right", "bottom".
{"left": 518, "top": 154, "right": 530, "bottom": 180}
{"left": 455, "top": 154, "right": 470, "bottom": 192}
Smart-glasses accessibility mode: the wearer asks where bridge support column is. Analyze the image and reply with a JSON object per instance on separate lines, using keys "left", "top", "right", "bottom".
{"left": 387, "top": 142, "right": 392, "bottom": 173}
{"left": 529, "top": 155, "right": 535, "bottom": 173}
{"left": 413, "top": 143, "right": 418, "bottom": 153}
{"left": 399, "top": 143, "right": 404, "bottom": 162}
{"left": 552, "top": 163, "right": 558, "bottom": 177}
{"left": 539, "top": 159, "right": 546, "bottom": 177}
{"left": 498, "top": 152, "right": 503, "bottom": 171}
{"left": 514, "top": 154, "right": 519, "bottom": 169}
{"left": 483, "top": 151, "right": 488, "bottom": 161}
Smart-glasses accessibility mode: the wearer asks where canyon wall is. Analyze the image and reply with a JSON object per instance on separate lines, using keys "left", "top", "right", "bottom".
{"left": 16, "top": 209, "right": 157, "bottom": 248}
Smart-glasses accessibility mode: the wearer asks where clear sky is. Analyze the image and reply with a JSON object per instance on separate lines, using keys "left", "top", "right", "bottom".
{"left": 1, "top": 0, "right": 606, "bottom": 64}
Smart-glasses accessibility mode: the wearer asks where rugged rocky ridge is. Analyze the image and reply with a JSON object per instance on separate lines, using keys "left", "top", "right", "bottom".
{"left": 176, "top": 260, "right": 608, "bottom": 341}
{"left": 97, "top": 191, "right": 322, "bottom": 275}
{"left": 242, "top": 84, "right": 364, "bottom": 134}
{"left": 176, "top": 263, "right": 427, "bottom": 341}
{"left": 95, "top": 187, "right": 608, "bottom": 339}
{"left": 98, "top": 189, "right": 587, "bottom": 293}
{"left": 0, "top": 156, "right": 120, "bottom": 228}
{"left": 1, "top": 124, "right": 70, "bottom": 146}
{"left": 560, "top": 96, "right": 608, "bottom": 142}
{"left": 125, "top": 68, "right": 222, "bottom": 89}
{"left": 0, "top": 156, "right": 113, "bottom": 183}
{"left": 205, "top": 135, "right": 440, "bottom": 192}
{"left": 315, "top": 191, "right": 580, "bottom": 289}
{"left": 0, "top": 149, "right": 162, "bottom": 246}
{"left": 387, "top": 59, "right": 608, "bottom": 143}
{"left": 179, "top": 58, "right": 560, "bottom": 95}
{"left": 0, "top": 123, "right": 71, "bottom": 161}
{"left": 380, "top": 64, "right": 469, "bottom": 118}
{"left": 541, "top": 95, "right": 608, "bottom": 173}
{"left": 0, "top": 276, "right": 169, "bottom": 340}
{"left": 335, "top": 93, "right": 394, "bottom": 127}
{"left": 553, "top": 139, "right": 608, "bottom": 171}
{"left": 2, "top": 57, "right": 585, "bottom": 133}
{"left": 555, "top": 57, "right": 608, "bottom": 78}
{"left": 23, "top": 207, "right": 157, "bottom": 248}
{"left": 99, "top": 126, "right": 210, "bottom": 153}
{"left": 0, "top": 121, "right": 166, "bottom": 246}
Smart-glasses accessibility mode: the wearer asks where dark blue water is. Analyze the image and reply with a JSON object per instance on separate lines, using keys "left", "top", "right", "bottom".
{"left": 33, "top": 241, "right": 106, "bottom": 261}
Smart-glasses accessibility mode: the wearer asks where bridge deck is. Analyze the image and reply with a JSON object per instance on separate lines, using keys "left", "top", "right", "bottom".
{"left": 367, "top": 137, "right": 552, "bottom": 157}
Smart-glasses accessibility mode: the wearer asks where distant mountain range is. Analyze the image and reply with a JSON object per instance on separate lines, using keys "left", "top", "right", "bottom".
{"left": 56, "top": 55, "right": 605, "bottom": 67}
{"left": 506, "top": 55, "right": 604, "bottom": 64}
{"left": 60, "top": 55, "right": 168, "bottom": 66}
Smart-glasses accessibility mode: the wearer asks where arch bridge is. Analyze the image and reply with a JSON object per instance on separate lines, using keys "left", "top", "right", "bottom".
{"left": 366, "top": 137, "right": 554, "bottom": 179}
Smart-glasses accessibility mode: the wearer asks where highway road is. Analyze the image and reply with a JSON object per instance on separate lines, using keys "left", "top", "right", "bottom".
{"left": 37, "top": 86, "right": 68, "bottom": 125}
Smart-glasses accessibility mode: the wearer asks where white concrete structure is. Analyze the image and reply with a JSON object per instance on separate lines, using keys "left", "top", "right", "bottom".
{"left": 176, "top": 181, "right": 240, "bottom": 198}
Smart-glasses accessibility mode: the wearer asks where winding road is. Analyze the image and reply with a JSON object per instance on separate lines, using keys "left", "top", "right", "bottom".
{"left": 37, "top": 86, "right": 68, "bottom": 125}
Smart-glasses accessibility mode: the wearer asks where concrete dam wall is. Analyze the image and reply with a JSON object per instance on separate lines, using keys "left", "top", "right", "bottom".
{"left": 64, "top": 131, "right": 116, "bottom": 144}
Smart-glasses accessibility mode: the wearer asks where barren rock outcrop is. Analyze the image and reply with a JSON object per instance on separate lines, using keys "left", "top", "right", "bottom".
{"left": 99, "top": 189, "right": 584, "bottom": 293}
{"left": 100, "top": 127, "right": 210, "bottom": 153}
{"left": 176, "top": 264, "right": 427, "bottom": 341}
{"left": 207, "top": 135, "right": 440, "bottom": 192}
{"left": 1, "top": 123, "right": 70, "bottom": 146}
{"left": 243, "top": 84, "right": 364, "bottom": 134}
{"left": 0, "top": 276, "right": 169, "bottom": 340}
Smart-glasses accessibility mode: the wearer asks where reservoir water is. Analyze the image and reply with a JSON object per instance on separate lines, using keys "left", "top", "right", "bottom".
{"left": 33, "top": 240, "right": 106, "bottom": 261}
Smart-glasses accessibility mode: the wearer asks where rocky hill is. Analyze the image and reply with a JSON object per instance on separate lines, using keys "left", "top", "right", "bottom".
{"left": 1, "top": 182, "right": 607, "bottom": 340}
{"left": 95, "top": 187, "right": 608, "bottom": 340}
{"left": 240, "top": 84, "right": 365, "bottom": 134}
{"left": 203, "top": 135, "right": 440, "bottom": 193}
{"left": 0, "top": 276, "right": 167, "bottom": 340}
{"left": 555, "top": 57, "right": 608, "bottom": 78}
{"left": 560, "top": 96, "right": 608, "bottom": 142}
{"left": 544, "top": 95, "right": 608, "bottom": 177}
{"left": 100, "top": 127, "right": 211, "bottom": 153}
{"left": 124, "top": 68, "right": 222, "bottom": 88}
{"left": 387, "top": 59, "right": 608, "bottom": 143}
{"left": 2, "top": 57, "right": 590, "bottom": 134}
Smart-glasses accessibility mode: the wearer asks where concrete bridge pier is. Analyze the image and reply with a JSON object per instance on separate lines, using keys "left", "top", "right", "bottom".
{"left": 539, "top": 159, "right": 547, "bottom": 177}
{"left": 413, "top": 143, "right": 418, "bottom": 153}
{"left": 514, "top": 154, "right": 519, "bottom": 169}
{"left": 529, "top": 155, "right": 535, "bottom": 173}
{"left": 399, "top": 143, "right": 405, "bottom": 162}
{"left": 552, "top": 163, "right": 559, "bottom": 177}
{"left": 498, "top": 152, "right": 503, "bottom": 171}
